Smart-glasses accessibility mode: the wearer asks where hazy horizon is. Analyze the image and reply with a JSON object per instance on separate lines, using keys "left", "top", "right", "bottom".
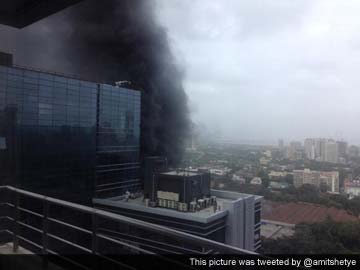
{"left": 155, "top": 0, "right": 360, "bottom": 145}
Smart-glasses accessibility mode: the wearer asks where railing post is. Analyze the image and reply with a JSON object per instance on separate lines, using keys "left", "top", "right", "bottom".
{"left": 42, "top": 198, "right": 49, "bottom": 270}
{"left": 92, "top": 211, "right": 98, "bottom": 254}
{"left": 12, "top": 192, "right": 19, "bottom": 253}
{"left": 92, "top": 211, "right": 99, "bottom": 270}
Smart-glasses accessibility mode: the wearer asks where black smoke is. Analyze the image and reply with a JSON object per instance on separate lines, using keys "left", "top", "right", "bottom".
{"left": 4, "top": 0, "right": 190, "bottom": 165}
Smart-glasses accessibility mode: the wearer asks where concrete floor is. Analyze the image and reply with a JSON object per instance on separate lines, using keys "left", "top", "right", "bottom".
{"left": 0, "top": 242, "right": 32, "bottom": 254}
{"left": 0, "top": 243, "right": 64, "bottom": 270}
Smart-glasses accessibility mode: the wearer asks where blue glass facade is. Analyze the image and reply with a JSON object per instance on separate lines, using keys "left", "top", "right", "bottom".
{"left": 0, "top": 65, "right": 141, "bottom": 205}
{"left": 96, "top": 85, "right": 141, "bottom": 198}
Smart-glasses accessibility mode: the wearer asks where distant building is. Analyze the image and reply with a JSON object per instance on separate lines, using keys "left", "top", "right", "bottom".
{"left": 287, "top": 141, "right": 303, "bottom": 160}
{"left": 269, "top": 181, "right": 289, "bottom": 190}
{"left": 264, "top": 150, "right": 272, "bottom": 158}
{"left": 231, "top": 174, "right": 246, "bottom": 184}
{"left": 268, "top": 171, "right": 292, "bottom": 181}
{"left": 270, "top": 149, "right": 284, "bottom": 160}
{"left": 344, "top": 179, "right": 360, "bottom": 199}
{"left": 259, "top": 157, "right": 270, "bottom": 165}
{"left": 348, "top": 145, "right": 359, "bottom": 158}
{"left": 337, "top": 140, "right": 348, "bottom": 158}
{"left": 325, "top": 140, "right": 338, "bottom": 163}
{"left": 304, "top": 138, "right": 316, "bottom": 160}
{"left": 250, "top": 177, "right": 262, "bottom": 185}
{"left": 304, "top": 138, "right": 340, "bottom": 163}
{"left": 210, "top": 168, "right": 229, "bottom": 176}
{"left": 278, "top": 139, "right": 284, "bottom": 149}
{"left": 293, "top": 169, "right": 339, "bottom": 193}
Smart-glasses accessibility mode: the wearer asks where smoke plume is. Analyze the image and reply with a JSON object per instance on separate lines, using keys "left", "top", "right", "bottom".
{"left": 4, "top": 0, "right": 190, "bottom": 165}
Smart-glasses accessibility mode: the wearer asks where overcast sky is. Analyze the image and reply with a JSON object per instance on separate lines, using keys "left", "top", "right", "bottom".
{"left": 155, "top": 0, "right": 360, "bottom": 145}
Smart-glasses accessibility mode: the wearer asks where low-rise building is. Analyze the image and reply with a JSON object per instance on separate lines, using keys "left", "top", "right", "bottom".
{"left": 268, "top": 171, "right": 292, "bottom": 181}
{"left": 259, "top": 157, "right": 270, "bottom": 165}
{"left": 293, "top": 169, "right": 339, "bottom": 193}
{"left": 344, "top": 179, "right": 360, "bottom": 199}
{"left": 250, "top": 177, "right": 262, "bottom": 185}
{"left": 269, "top": 181, "right": 289, "bottom": 190}
{"left": 210, "top": 168, "right": 230, "bottom": 176}
{"left": 231, "top": 174, "right": 246, "bottom": 184}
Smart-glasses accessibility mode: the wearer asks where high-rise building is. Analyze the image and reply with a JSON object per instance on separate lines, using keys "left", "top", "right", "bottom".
{"left": 278, "top": 139, "right": 284, "bottom": 149}
{"left": 0, "top": 60, "right": 141, "bottom": 205}
{"left": 314, "top": 138, "right": 322, "bottom": 159}
{"left": 348, "top": 145, "right": 359, "bottom": 158}
{"left": 325, "top": 140, "right": 338, "bottom": 163}
{"left": 293, "top": 169, "right": 339, "bottom": 193}
{"left": 304, "top": 138, "right": 315, "bottom": 160}
{"left": 287, "top": 141, "right": 303, "bottom": 160}
{"left": 337, "top": 140, "right": 348, "bottom": 158}
{"left": 304, "top": 138, "right": 340, "bottom": 163}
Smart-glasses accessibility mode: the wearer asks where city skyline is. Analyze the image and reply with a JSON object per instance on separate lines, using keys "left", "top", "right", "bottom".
{"left": 199, "top": 135, "right": 358, "bottom": 148}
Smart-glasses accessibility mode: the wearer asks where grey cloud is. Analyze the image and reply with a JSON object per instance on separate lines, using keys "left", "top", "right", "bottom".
{"left": 155, "top": 0, "right": 360, "bottom": 144}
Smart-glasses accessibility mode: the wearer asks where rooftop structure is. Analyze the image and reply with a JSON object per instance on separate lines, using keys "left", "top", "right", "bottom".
{"left": 95, "top": 192, "right": 228, "bottom": 223}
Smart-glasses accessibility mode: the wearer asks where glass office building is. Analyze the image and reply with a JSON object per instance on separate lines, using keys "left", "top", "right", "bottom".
{"left": 0, "top": 64, "right": 141, "bottom": 205}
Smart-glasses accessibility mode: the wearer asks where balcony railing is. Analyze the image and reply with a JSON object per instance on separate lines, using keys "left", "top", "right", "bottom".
{"left": 0, "top": 185, "right": 255, "bottom": 269}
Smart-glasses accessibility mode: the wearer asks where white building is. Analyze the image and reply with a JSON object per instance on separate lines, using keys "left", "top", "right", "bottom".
{"left": 304, "top": 138, "right": 339, "bottom": 163}
{"left": 293, "top": 169, "right": 339, "bottom": 193}
{"left": 344, "top": 180, "right": 360, "bottom": 199}
{"left": 250, "top": 177, "right": 262, "bottom": 185}
{"left": 231, "top": 174, "right": 246, "bottom": 184}
{"left": 325, "top": 140, "right": 338, "bottom": 163}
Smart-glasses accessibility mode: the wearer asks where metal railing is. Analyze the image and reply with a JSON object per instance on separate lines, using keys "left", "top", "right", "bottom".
{"left": 0, "top": 185, "right": 255, "bottom": 269}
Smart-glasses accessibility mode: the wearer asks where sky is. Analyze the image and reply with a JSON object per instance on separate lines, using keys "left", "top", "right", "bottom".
{"left": 154, "top": 0, "right": 360, "bottom": 145}
{"left": 2, "top": 0, "right": 360, "bottom": 146}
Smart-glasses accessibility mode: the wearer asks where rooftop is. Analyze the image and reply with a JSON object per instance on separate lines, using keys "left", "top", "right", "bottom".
{"left": 94, "top": 195, "right": 228, "bottom": 223}
{"left": 0, "top": 63, "right": 141, "bottom": 93}
{"left": 0, "top": 243, "right": 32, "bottom": 255}
{"left": 94, "top": 189, "right": 261, "bottom": 224}
{"left": 345, "top": 180, "right": 360, "bottom": 188}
